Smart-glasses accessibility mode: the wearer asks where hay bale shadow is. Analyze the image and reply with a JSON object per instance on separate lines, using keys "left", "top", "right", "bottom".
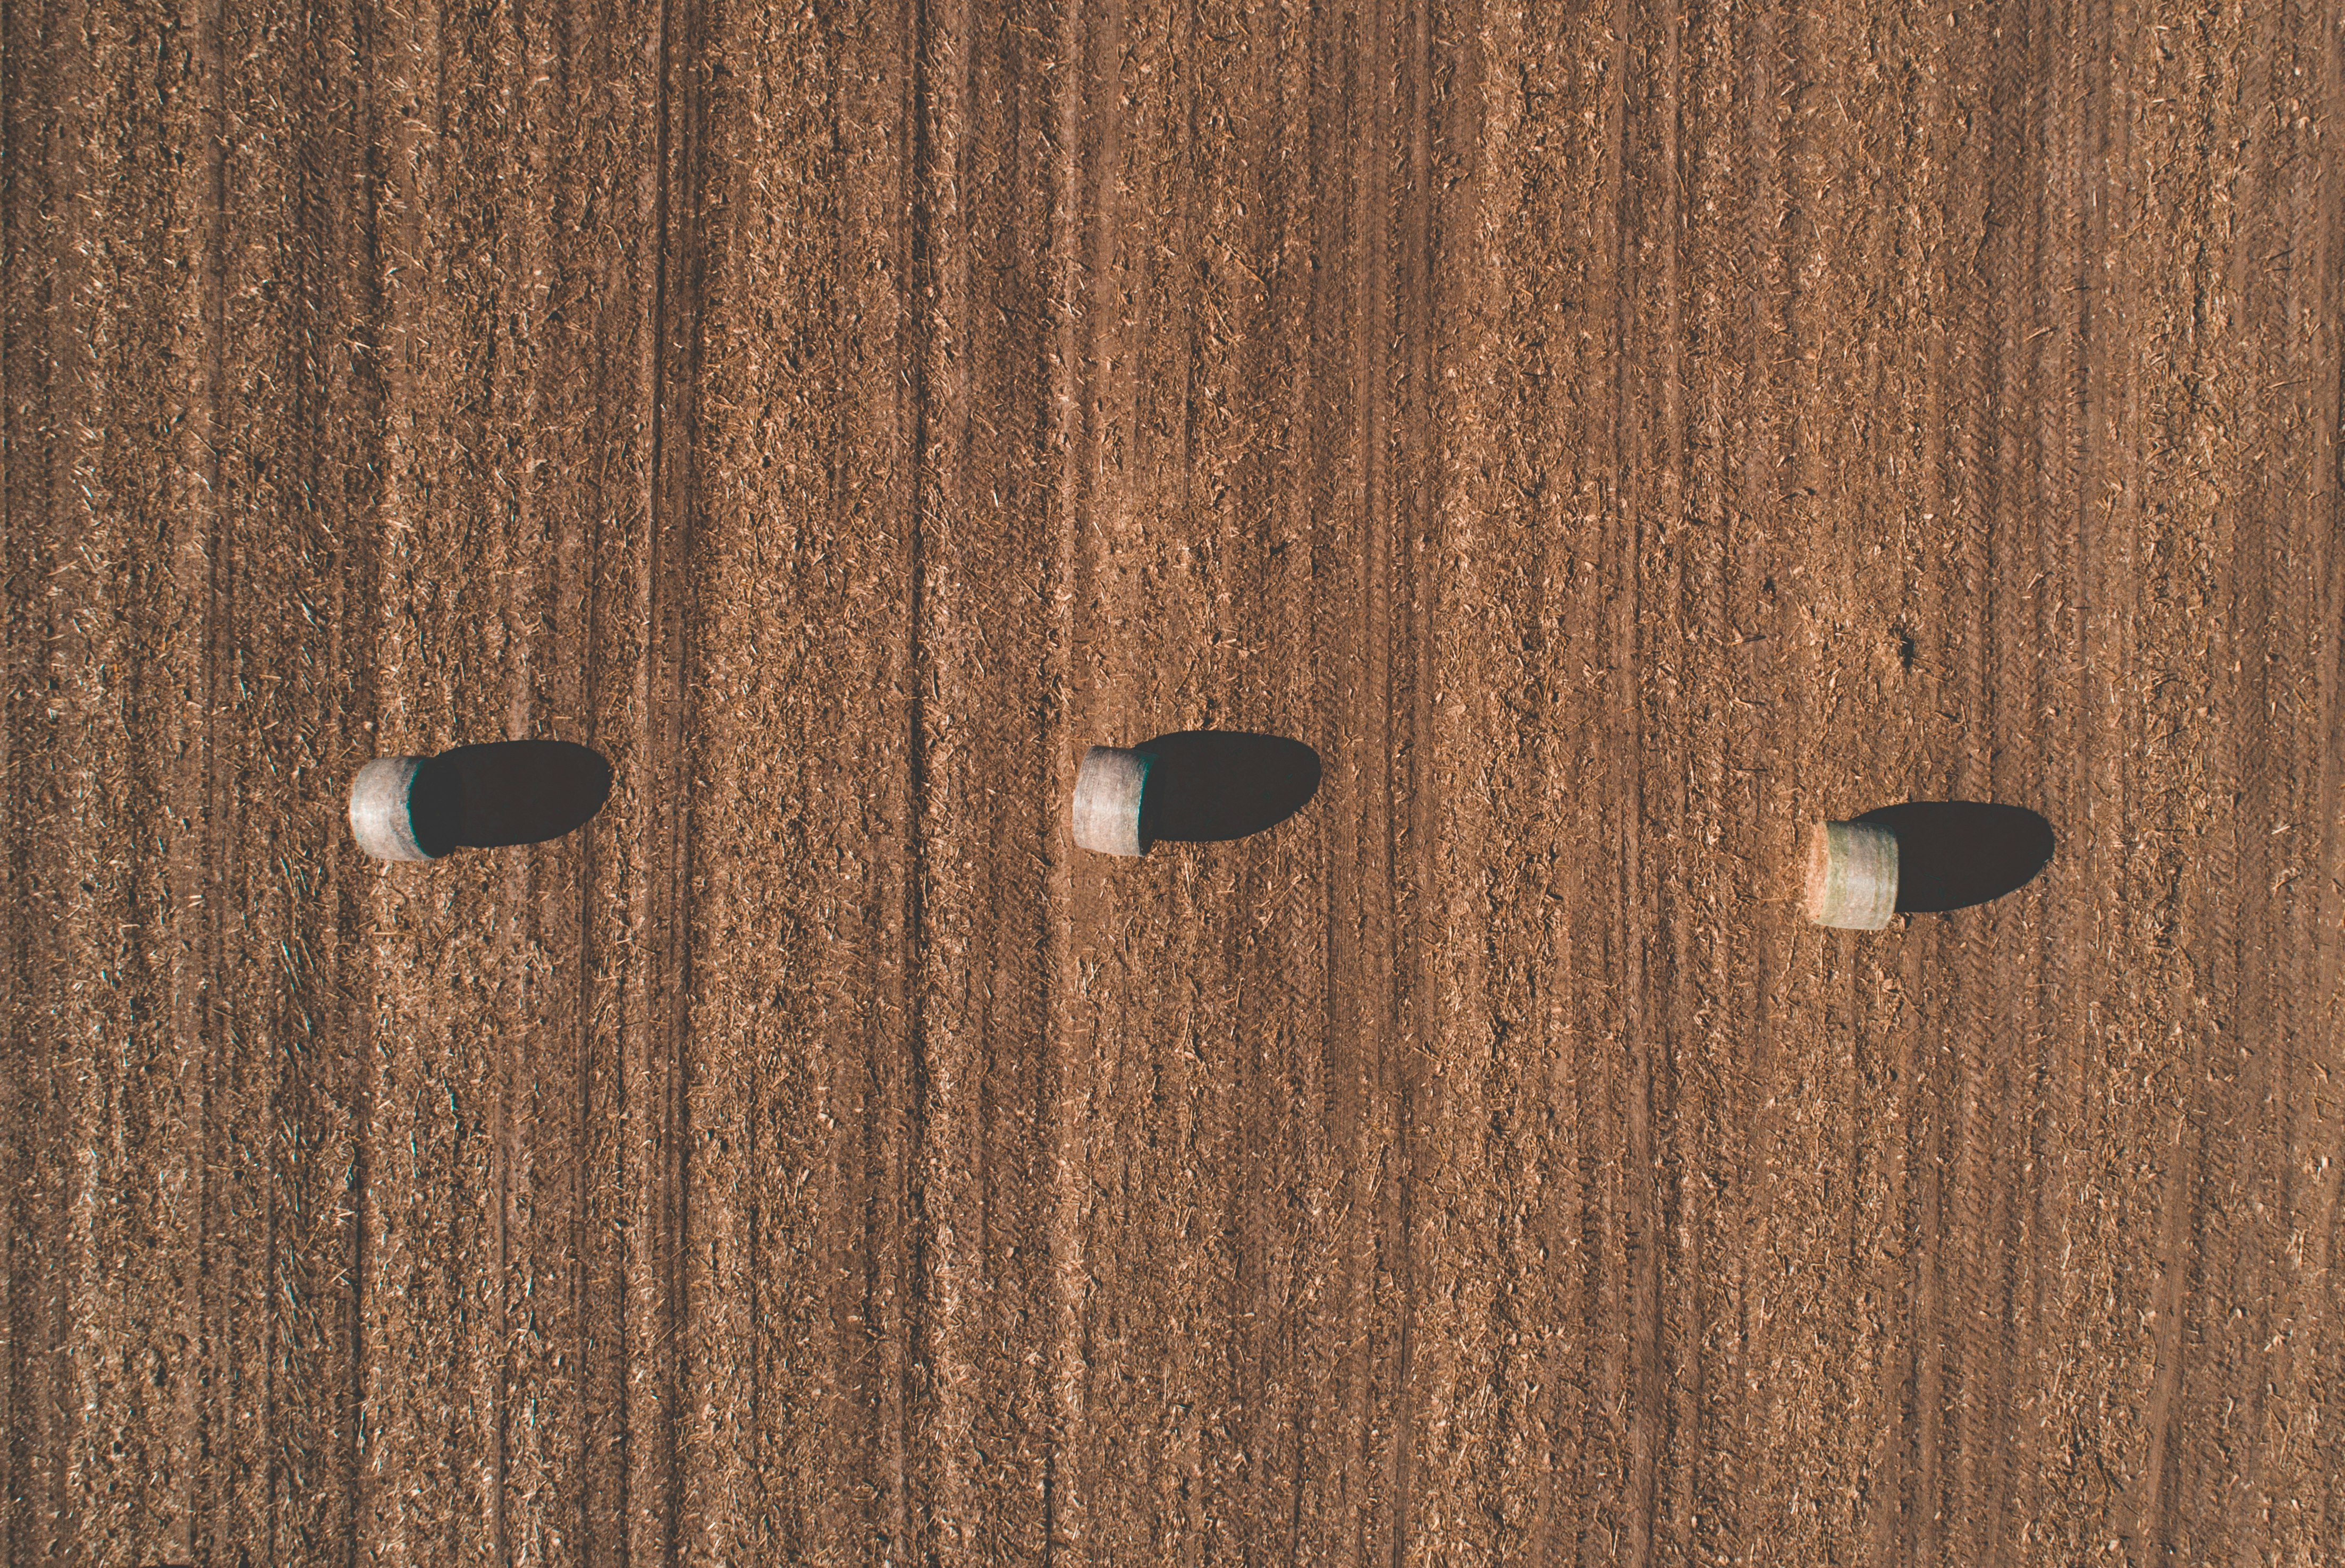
{"left": 413, "top": 740, "right": 613, "bottom": 851}
{"left": 1854, "top": 801, "right": 2056, "bottom": 913}
{"left": 1134, "top": 730, "right": 1320, "bottom": 846}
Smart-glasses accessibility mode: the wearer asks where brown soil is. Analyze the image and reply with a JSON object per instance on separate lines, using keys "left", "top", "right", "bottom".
{"left": 5, "top": 0, "right": 2342, "bottom": 1563}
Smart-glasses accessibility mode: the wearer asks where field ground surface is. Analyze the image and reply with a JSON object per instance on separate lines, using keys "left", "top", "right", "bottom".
{"left": 4, "top": 0, "right": 2343, "bottom": 1563}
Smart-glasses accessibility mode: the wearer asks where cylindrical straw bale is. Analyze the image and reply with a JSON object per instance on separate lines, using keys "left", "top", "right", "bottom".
{"left": 1073, "top": 746, "right": 1151, "bottom": 857}
{"left": 349, "top": 756, "right": 443, "bottom": 862}
{"left": 1802, "top": 819, "right": 1899, "bottom": 930}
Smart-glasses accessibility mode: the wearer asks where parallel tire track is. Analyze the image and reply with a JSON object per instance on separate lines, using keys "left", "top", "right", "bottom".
{"left": 643, "top": 0, "right": 718, "bottom": 1556}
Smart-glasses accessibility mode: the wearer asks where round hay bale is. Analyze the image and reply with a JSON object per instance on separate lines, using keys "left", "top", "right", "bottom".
{"left": 1802, "top": 819, "right": 1899, "bottom": 930}
{"left": 1073, "top": 746, "right": 1151, "bottom": 857}
{"left": 349, "top": 756, "right": 451, "bottom": 862}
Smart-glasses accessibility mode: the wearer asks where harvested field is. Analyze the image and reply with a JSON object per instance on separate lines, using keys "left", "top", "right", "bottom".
{"left": 4, "top": 0, "right": 2343, "bottom": 1562}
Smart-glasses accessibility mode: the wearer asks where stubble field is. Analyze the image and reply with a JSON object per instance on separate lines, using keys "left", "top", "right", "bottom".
{"left": 4, "top": 0, "right": 2342, "bottom": 1563}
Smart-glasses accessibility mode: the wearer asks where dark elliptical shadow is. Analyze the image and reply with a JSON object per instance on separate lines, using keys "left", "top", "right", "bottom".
{"left": 1854, "top": 801, "right": 2055, "bottom": 913}
{"left": 412, "top": 740, "right": 614, "bottom": 852}
{"left": 1134, "top": 730, "right": 1321, "bottom": 846}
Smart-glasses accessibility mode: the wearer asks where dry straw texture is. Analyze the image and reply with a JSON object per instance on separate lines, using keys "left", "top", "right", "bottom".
{"left": 3, "top": 1, "right": 2340, "bottom": 1564}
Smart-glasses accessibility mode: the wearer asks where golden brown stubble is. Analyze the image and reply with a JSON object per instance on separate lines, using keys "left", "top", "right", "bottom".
{"left": 665, "top": 0, "right": 922, "bottom": 1557}
{"left": 670, "top": 0, "right": 934, "bottom": 1559}
{"left": 1053, "top": 0, "right": 1363, "bottom": 1553}
{"left": 666, "top": 5, "right": 814, "bottom": 1561}
{"left": 363, "top": 0, "right": 524, "bottom": 1559}
{"left": 0, "top": 0, "right": 385, "bottom": 1561}
{"left": 8, "top": 0, "right": 217, "bottom": 1560}
{"left": 1935, "top": 1, "right": 2102, "bottom": 1559}
{"left": 1407, "top": 0, "right": 1587, "bottom": 1556}
{"left": 1038, "top": 0, "right": 1100, "bottom": 1551}
{"left": 2147, "top": 3, "right": 2345, "bottom": 1558}
{"left": 1738, "top": 0, "right": 1900, "bottom": 1537}
{"left": 358, "top": 0, "right": 698, "bottom": 1561}
{"left": 1874, "top": 2, "right": 2054, "bottom": 1562}
{"left": 1369, "top": 0, "right": 1504, "bottom": 1549}
{"left": 2254, "top": 2, "right": 2345, "bottom": 1547}
{"left": 1263, "top": 0, "right": 1420, "bottom": 1554}
{"left": 1355, "top": 0, "right": 1560, "bottom": 1554}
{"left": 179, "top": 0, "right": 236, "bottom": 1556}
{"left": 1457, "top": 0, "right": 1636, "bottom": 1561}
{"left": 210, "top": 0, "right": 392, "bottom": 1562}
{"left": 1995, "top": 4, "right": 2154, "bottom": 1562}
{"left": 1627, "top": 0, "right": 1784, "bottom": 1560}
{"left": 427, "top": 2, "right": 683, "bottom": 1565}
{"left": 0, "top": 0, "right": 55, "bottom": 1548}
{"left": 2080, "top": 6, "right": 2284, "bottom": 1563}
{"left": 1966, "top": 0, "right": 2130, "bottom": 1553}
{"left": 1041, "top": 0, "right": 1403, "bottom": 1558}
{"left": 1751, "top": 2, "right": 1987, "bottom": 1561}
{"left": 898, "top": 0, "right": 1076, "bottom": 1552}
{"left": 826, "top": 0, "right": 928, "bottom": 1557}
{"left": 905, "top": 0, "right": 969, "bottom": 1552}
{"left": 1711, "top": 5, "right": 1806, "bottom": 1535}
